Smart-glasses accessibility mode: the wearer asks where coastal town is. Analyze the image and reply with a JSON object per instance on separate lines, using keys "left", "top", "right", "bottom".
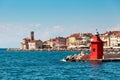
{"left": 18, "top": 31, "right": 120, "bottom": 51}
{"left": 1, "top": 0, "right": 120, "bottom": 79}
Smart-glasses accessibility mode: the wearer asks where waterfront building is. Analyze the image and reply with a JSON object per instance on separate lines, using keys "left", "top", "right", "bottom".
{"left": 43, "top": 37, "right": 66, "bottom": 50}
{"left": 100, "top": 31, "right": 120, "bottom": 48}
{"left": 100, "top": 32, "right": 110, "bottom": 48}
{"left": 54, "top": 37, "right": 67, "bottom": 50}
{"left": 66, "top": 33, "right": 92, "bottom": 50}
{"left": 28, "top": 40, "right": 42, "bottom": 50}
{"left": 20, "top": 31, "right": 43, "bottom": 50}
{"left": 20, "top": 38, "right": 30, "bottom": 50}
{"left": 66, "top": 35, "right": 78, "bottom": 49}
{"left": 42, "top": 38, "right": 56, "bottom": 49}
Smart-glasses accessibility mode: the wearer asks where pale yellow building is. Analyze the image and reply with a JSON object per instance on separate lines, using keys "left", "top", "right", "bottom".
{"left": 66, "top": 33, "right": 92, "bottom": 49}
{"left": 66, "top": 36, "right": 77, "bottom": 49}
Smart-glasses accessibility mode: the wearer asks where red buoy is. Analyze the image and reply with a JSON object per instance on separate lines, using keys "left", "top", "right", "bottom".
{"left": 90, "top": 32, "right": 103, "bottom": 60}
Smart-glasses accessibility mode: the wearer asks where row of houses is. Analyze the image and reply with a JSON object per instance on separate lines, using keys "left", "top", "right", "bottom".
{"left": 42, "top": 33, "right": 93, "bottom": 50}
{"left": 100, "top": 31, "right": 120, "bottom": 48}
{"left": 20, "top": 31, "right": 120, "bottom": 50}
{"left": 66, "top": 33, "right": 93, "bottom": 49}
{"left": 43, "top": 37, "right": 67, "bottom": 50}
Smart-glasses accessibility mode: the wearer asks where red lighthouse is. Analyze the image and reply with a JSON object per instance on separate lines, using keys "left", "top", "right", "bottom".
{"left": 90, "top": 32, "right": 103, "bottom": 60}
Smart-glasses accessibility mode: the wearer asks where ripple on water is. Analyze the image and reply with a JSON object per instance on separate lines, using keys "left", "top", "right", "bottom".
{"left": 0, "top": 50, "right": 120, "bottom": 80}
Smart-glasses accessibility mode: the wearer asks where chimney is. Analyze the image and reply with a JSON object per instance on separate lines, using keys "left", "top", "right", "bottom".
{"left": 31, "top": 31, "right": 34, "bottom": 40}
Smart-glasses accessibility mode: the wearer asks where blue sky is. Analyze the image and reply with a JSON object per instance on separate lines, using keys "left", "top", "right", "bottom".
{"left": 0, "top": 0, "right": 120, "bottom": 48}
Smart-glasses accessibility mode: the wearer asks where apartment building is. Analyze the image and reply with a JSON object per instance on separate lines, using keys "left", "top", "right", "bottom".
{"left": 100, "top": 31, "right": 120, "bottom": 48}
{"left": 66, "top": 33, "right": 92, "bottom": 49}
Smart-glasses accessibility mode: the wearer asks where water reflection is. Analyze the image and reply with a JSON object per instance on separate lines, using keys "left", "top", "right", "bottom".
{"left": 90, "top": 61, "right": 103, "bottom": 67}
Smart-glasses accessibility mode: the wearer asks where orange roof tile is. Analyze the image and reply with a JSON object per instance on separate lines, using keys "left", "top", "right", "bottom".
{"left": 23, "top": 38, "right": 31, "bottom": 41}
{"left": 29, "top": 40, "right": 39, "bottom": 42}
{"left": 70, "top": 33, "right": 80, "bottom": 37}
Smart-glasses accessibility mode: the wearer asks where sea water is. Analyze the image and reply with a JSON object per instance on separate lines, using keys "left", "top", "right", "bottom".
{"left": 0, "top": 49, "right": 120, "bottom": 80}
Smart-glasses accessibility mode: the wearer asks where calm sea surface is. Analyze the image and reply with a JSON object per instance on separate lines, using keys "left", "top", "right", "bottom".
{"left": 0, "top": 49, "right": 120, "bottom": 80}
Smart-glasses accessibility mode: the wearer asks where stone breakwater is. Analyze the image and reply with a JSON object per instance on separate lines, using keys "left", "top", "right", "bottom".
{"left": 66, "top": 52, "right": 90, "bottom": 62}
{"left": 65, "top": 51, "right": 120, "bottom": 62}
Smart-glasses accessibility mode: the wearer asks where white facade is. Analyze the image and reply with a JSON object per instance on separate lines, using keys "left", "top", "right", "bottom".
{"left": 66, "top": 36, "right": 91, "bottom": 49}
{"left": 20, "top": 39, "right": 42, "bottom": 50}
{"left": 28, "top": 42, "right": 36, "bottom": 50}
{"left": 100, "top": 31, "right": 120, "bottom": 48}
{"left": 28, "top": 40, "right": 42, "bottom": 50}
{"left": 110, "top": 35, "right": 120, "bottom": 47}
{"left": 20, "top": 31, "right": 43, "bottom": 50}
{"left": 20, "top": 42, "right": 28, "bottom": 50}
{"left": 20, "top": 42, "right": 24, "bottom": 50}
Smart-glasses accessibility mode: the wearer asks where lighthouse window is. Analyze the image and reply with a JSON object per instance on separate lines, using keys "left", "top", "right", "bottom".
{"left": 93, "top": 48, "right": 96, "bottom": 52}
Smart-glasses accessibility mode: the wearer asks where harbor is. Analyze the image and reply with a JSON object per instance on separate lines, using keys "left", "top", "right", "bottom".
{"left": 1, "top": 0, "right": 120, "bottom": 79}
{"left": 65, "top": 31, "right": 120, "bottom": 62}
{"left": 17, "top": 31, "right": 120, "bottom": 51}
{"left": 1, "top": 49, "right": 120, "bottom": 80}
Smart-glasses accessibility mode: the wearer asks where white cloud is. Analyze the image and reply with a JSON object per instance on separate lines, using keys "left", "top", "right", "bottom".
{"left": 52, "top": 25, "right": 64, "bottom": 32}
{"left": 34, "top": 23, "right": 41, "bottom": 27}
{"left": 35, "top": 25, "right": 65, "bottom": 40}
{"left": 0, "top": 23, "right": 65, "bottom": 47}
{"left": 0, "top": 23, "right": 42, "bottom": 48}
{"left": 47, "top": 25, "right": 65, "bottom": 37}
{"left": 37, "top": 31, "right": 50, "bottom": 40}
{"left": 0, "top": 23, "right": 97, "bottom": 48}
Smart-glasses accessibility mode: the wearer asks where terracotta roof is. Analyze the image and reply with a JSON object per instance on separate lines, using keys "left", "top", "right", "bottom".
{"left": 29, "top": 40, "right": 39, "bottom": 42}
{"left": 85, "top": 33, "right": 93, "bottom": 37}
{"left": 23, "top": 37, "right": 42, "bottom": 42}
{"left": 70, "top": 33, "right": 93, "bottom": 38}
{"left": 70, "top": 33, "right": 80, "bottom": 37}
{"left": 112, "top": 31, "right": 120, "bottom": 35}
{"left": 50, "top": 38, "right": 56, "bottom": 41}
{"left": 102, "top": 31, "right": 120, "bottom": 36}
{"left": 23, "top": 38, "right": 31, "bottom": 41}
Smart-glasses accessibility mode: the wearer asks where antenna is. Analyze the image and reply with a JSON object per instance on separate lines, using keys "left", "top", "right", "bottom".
{"left": 95, "top": 29, "right": 99, "bottom": 36}
{"left": 96, "top": 29, "right": 98, "bottom": 32}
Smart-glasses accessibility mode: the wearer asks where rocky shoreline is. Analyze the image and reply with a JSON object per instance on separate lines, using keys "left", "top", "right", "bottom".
{"left": 65, "top": 51, "right": 120, "bottom": 62}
